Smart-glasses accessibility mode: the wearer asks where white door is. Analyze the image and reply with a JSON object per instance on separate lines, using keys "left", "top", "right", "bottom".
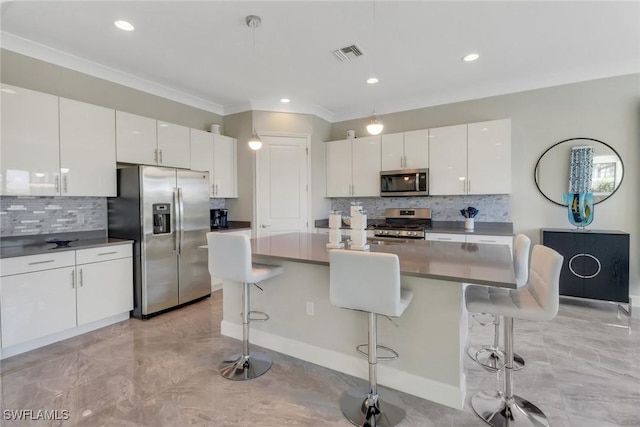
{"left": 351, "top": 135, "right": 381, "bottom": 197}
{"left": 157, "top": 121, "right": 190, "bottom": 169}
{"left": 404, "top": 129, "right": 429, "bottom": 169}
{"left": 190, "top": 129, "right": 215, "bottom": 197}
{"left": 381, "top": 132, "right": 404, "bottom": 170}
{"left": 257, "top": 135, "right": 309, "bottom": 237}
{"left": 326, "top": 139, "right": 352, "bottom": 197}
{"left": 115, "top": 111, "right": 157, "bottom": 165}
{"left": 213, "top": 134, "right": 237, "bottom": 198}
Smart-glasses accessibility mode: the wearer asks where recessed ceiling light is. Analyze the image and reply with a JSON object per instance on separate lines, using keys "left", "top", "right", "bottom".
{"left": 366, "top": 77, "right": 379, "bottom": 84}
{"left": 462, "top": 53, "right": 479, "bottom": 62}
{"left": 280, "top": 98, "right": 291, "bottom": 103}
{"left": 114, "top": 20, "right": 135, "bottom": 31}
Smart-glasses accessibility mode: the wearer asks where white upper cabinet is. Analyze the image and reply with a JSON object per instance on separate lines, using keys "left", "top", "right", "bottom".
{"left": 1, "top": 84, "right": 60, "bottom": 196}
{"left": 59, "top": 98, "right": 116, "bottom": 196}
{"left": 467, "top": 119, "right": 511, "bottom": 195}
{"left": 352, "top": 136, "right": 381, "bottom": 196}
{"left": 381, "top": 130, "right": 429, "bottom": 171}
{"left": 403, "top": 129, "right": 429, "bottom": 170}
{"left": 212, "top": 134, "right": 237, "bottom": 198}
{"left": 116, "top": 111, "right": 157, "bottom": 165}
{"left": 381, "top": 133, "right": 404, "bottom": 170}
{"left": 190, "top": 128, "right": 215, "bottom": 197}
{"left": 326, "top": 136, "right": 381, "bottom": 197}
{"left": 116, "top": 112, "right": 190, "bottom": 168}
{"left": 428, "top": 124, "right": 468, "bottom": 195}
{"left": 326, "top": 139, "right": 353, "bottom": 197}
{"left": 157, "top": 121, "right": 190, "bottom": 169}
{"left": 429, "top": 120, "right": 511, "bottom": 196}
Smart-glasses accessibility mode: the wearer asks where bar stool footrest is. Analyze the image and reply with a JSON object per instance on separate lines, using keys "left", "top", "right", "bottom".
{"left": 248, "top": 310, "right": 270, "bottom": 322}
{"left": 356, "top": 344, "right": 399, "bottom": 361}
{"left": 467, "top": 345, "right": 525, "bottom": 372}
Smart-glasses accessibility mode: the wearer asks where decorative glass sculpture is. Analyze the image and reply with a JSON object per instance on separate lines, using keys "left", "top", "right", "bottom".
{"left": 563, "top": 192, "right": 594, "bottom": 228}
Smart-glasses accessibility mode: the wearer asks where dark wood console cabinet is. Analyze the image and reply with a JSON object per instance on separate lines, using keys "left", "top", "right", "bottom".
{"left": 541, "top": 229, "right": 629, "bottom": 303}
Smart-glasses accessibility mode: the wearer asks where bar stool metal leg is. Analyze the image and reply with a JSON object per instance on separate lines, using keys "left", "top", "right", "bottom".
{"left": 219, "top": 282, "right": 272, "bottom": 380}
{"left": 471, "top": 317, "right": 550, "bottom": 427}
{"left": 468, "top": 315, "right": 526, "bottom": 371}
{"left": 340, "top": 313, "right": 405, "bottom": 427}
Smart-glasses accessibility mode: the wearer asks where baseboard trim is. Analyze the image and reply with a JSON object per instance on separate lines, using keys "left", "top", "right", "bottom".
{"left": 1, "top": 312, "right": 130, "bottom": 360}
{"left": 221, "top": 320, "right": 465, "bottom": 410}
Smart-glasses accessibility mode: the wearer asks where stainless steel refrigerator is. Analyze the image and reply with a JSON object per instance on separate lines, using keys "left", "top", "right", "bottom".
{"left": 108, "top": 166, "right": 211, "bottom": 318}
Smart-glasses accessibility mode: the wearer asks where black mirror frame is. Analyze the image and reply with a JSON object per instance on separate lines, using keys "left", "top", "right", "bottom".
{"left": 534, "top": 137, "right": 624, "bottom": 207}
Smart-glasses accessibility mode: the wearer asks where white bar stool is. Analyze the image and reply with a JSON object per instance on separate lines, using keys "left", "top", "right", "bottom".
{"left": 466, "top": 245, "right": 563, "bottom": 427}
{"left": 329, "top": 249, "right": 414, "bottom": 427}
{"left": 207, "top": 232, "right": 283, "bottom": 381}
{"left": 467, "top": 234, "right": 531, "bottom": 371}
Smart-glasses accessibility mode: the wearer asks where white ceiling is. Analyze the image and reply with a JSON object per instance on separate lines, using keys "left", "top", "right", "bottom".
{"left": 1, "top": 1, "right": 639, "bottom": 122}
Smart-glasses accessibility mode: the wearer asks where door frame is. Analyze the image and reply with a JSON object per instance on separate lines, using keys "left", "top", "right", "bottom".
{"left": 254, "top": 132, "right": 312, "bottom": 237}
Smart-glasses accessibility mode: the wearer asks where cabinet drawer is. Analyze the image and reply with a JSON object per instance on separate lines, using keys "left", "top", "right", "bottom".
{"left": 76, "top": 244, "right": 132, "bottom": 264}
{"left": 1, "top": 251, "right": 76, "bottom": 276}
{"left": 466, "top": 234, "right": 513, "bottom": 248}
{"left": 425, "top": 233, "right": 466, "bottom": 243}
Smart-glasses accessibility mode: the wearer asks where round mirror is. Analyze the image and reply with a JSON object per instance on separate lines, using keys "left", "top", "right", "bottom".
{"left": 534, "top": 137, "right": 624, "bottom": 206}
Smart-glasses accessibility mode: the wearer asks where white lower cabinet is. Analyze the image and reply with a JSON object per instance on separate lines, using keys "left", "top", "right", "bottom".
{"left": 1, "top": 266, "right": 76, "bottom": 348}
{"left": 76, "top": 246, "right": 133, "bottom": 326}
{"left": 426, "top": 232, "right": 513, "bottom": 250}
{"left": 0, "top": 244, "right": 133, "bottom": 352}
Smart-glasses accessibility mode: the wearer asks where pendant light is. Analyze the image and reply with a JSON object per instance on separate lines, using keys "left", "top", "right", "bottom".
{"left": 366, "top": 1, "right": 383, "bottom": 136}
{"left": 247, "top": 15, "right": 263, "bottom": 151}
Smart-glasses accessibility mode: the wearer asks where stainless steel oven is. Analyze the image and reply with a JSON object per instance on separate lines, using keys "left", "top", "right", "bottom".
{"left": 380, "top": 168, "right": 428, "bottom": 197}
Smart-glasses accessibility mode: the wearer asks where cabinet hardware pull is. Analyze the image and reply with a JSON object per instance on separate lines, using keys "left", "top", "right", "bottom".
{"left": 568, "top": 253, "right": 602, "bottom": 279}
{"left": 468, "top": 179, "right": 471, "bottom": 193}
{"left": 28, "top": 260, "right": 55, "bottom": 265}
{"left": 98, "top": 251, "right": 118, "bottom": 256}
{"left": 212, "top": 184, "right": 215, "bottom": 195}
{"left": 55, "top": 175, "right": 60, "bottom": 192}
{"left": 438, "top": 238, "right": 452, "bottom": 241}
{"left": 63, "top": 175, "right": 68, "bottom": 193}
{"left": 480, "top": 240, "right": 495, "bottom": 243}
{"left": 159, "top": 149, "right": 163, "bottom": 163}
{"left": 79, "top": 268, "right": 83, "bottom": 286}
{"left": 71, "top": 269, "right": 75, "bottom": 288}
{"left": 154, "top": 149, "right": 158, "bottom": 163}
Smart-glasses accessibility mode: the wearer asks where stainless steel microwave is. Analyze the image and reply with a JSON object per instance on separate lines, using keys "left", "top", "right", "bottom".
{"left": 380, "top": 168, "right": 429, "bottom": 197}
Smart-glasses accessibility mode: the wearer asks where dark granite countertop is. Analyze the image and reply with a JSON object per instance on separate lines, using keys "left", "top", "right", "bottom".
{"left": 210, "top": 221, "right": 251, "bottom": 232}
{"left": 314, "top": 218, "right": 513, "bottom": 236}
{"left": 1, "top": 231, "right": 133, "bottom": 259}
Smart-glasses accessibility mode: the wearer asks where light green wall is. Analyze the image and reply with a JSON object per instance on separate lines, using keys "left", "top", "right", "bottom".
{"left": 0, "top": 49, "right": 223, "bottom": 130}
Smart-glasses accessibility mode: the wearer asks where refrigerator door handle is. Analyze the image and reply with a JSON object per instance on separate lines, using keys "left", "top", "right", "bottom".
{"left": 173, "top": 188, "right": 180, "bottom": 254}
{"left": 178, "top": 187, "right": 185, "bottom": 255}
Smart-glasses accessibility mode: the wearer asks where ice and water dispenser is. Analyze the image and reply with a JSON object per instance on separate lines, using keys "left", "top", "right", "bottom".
{"left": 152, "top": 203, "right": 171, "bottom": 234}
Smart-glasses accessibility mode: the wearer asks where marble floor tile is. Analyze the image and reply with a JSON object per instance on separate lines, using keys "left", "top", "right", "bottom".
{"left": 1, "top": 291, "right": 638, "bottom": 427}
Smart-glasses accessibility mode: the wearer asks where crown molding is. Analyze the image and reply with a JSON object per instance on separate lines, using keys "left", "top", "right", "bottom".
{"left": 1, "top": 31, "right": 225, "bottom": 115}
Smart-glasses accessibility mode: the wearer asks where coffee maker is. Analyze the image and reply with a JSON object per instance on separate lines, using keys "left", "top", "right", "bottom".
{"left": 210, "top": 208, "right": 228, "bottom": 229}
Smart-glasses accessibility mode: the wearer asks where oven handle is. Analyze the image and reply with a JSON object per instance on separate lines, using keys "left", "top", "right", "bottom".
{"left": 416, "top": 173, "right": 420, "bottom": 192}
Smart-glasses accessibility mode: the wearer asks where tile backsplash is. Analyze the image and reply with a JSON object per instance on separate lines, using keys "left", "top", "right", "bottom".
{"left": 1, "top": 196, "right": 227, "bottom": 237}
{"left": 330, "top": 195, "right": 511, "bottom": 222}
{"left": 1, "top": 196, "right": 107, "bottom": 237}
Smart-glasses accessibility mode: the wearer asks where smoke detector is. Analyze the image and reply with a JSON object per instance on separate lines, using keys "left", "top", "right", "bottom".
{"left": 332, "top": 44, "right": 366, "bottom": 62}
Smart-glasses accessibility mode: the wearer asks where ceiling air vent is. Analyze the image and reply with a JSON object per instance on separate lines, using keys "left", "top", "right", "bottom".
{"left": 332, "top": 44, "right": 366, "bottom": 62}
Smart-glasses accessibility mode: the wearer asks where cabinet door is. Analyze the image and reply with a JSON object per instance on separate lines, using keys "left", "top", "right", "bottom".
{"left": 190, "top": 129, "right": 215, "bottom": 197}
{"left": 381, "top": 132, "right": 404, "bottom": 170}
{"left": 1, "top": 267, "right": 76, "bottom": 348}
{"left": 582, "top": 233, "right": 629, "bottom": 303}
{"left": 157, "top": 121, "right": 190, "bottom": 169}
{"left": 403, "top": 129, "right": 429, "bottom": 169}
{"left": 468, "top": 119, "right": 511, "bottom": 195}
{"left": 542, "top": 231, "right": 584, "bottom": 298}
{"left": 466, "top": 234, "right": 513, "bottom": 251}
{"left": 352, "top": 135, "right": 381, "bottom": 197}
{"left": 425, "top": 232, "right": 466, "bottom": 243}
{"left": 116, "top": 111, "right": 157, "bottom": 165}
{"left": 76, "top": 257, "right": 133, "bottom": 326}
{"left": 59, "top": 98, "right": 116, "bottom": 196}
{"left": 429, "top": 124, "right": 467, "bottom": 195}
{"left": 212, "top": 134, "right": 237, "bottom": 198}
{"left": 326, "top": 139, "right": 352, "bottom": 197}
{"left": 1, "top": 84, "right": 60, "bottom": 196}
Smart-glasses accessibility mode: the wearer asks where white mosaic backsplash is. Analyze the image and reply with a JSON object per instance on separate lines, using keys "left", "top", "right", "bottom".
{"left": 330, "top": 195, "right": 511, "bottom": 222}
{"left": 0, "top": 196, "right": 107, "bottom": 236}
{"left": 1, "top": 196, "right": 227, "bottom": 237}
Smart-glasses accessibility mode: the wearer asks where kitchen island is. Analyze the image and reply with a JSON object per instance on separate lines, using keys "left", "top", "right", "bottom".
{"left": 220, "top": 232, "right": 515, "bottom": 410}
